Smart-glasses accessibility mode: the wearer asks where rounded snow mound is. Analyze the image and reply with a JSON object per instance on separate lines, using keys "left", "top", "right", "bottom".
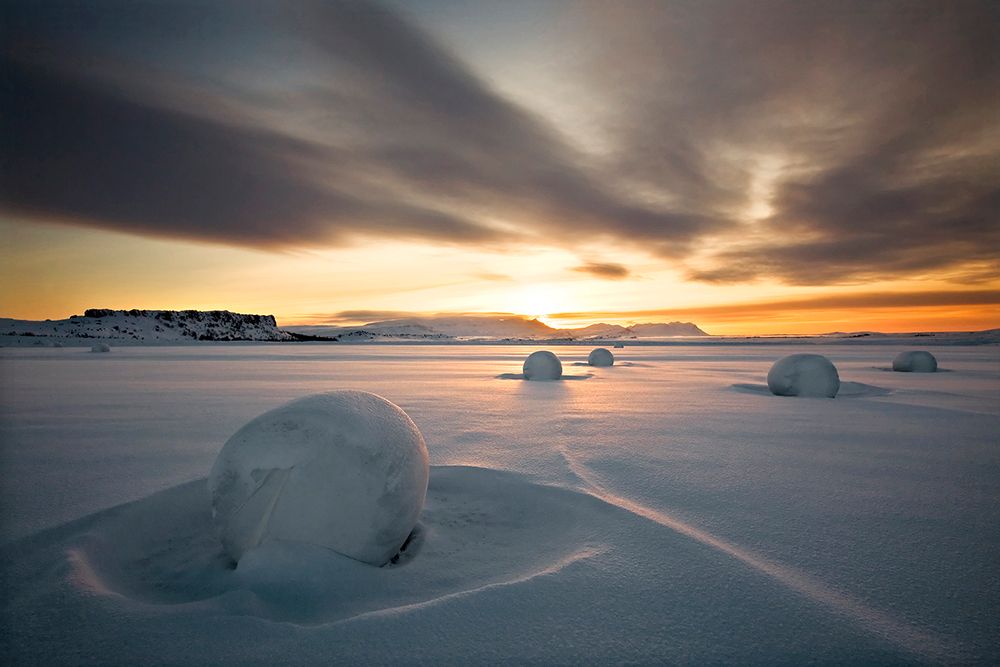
{"left": 523, "top": 350, "right": 562, "bottom": 380}
{"left": 91, "top": 343, "right": 111, "bottom": 353}
{"left": 208, "top": 391, "right": 429, "bottom": 567}
{"left": 588, "top": 348, "right": 614, "bottom": 367}
{"left": 767, "top": 353, "right": 840, "bottom": 398}
{"left": 892, "top": 350, "right": 937, "bottom": 373}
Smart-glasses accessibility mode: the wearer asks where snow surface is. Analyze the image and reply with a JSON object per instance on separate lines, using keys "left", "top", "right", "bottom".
{"left": 523, "top": 350, "right": 562, "bottom": 380}
{"left": 209, "top": 391, "right": 428, "bottom": 566}
{"left": 1, "top": 344, "right": 999, "bottom": 664}
{"left": 893, "top": 350, "right": 938, "bottom": 373}
{"left": 588, "top": 347, "right": 614, "bottom": 367}
{"left": 767, "top": 353, "right": 841, "bottom": 398}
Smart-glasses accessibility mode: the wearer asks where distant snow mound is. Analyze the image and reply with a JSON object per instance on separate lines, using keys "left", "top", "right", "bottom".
{"left": 892, "top": 350, "right": 937, "bottom": 372}
{"left": 208, "top": 391, "right": 429, "bottom": 567}
{"left": 588, "top": 348, "right": 614, "bottom": 367}
{"left": 614, "top": 342, "right": 625, "bottom": 349}
{"left": 523, "top": 350, "right": 562, "bottom": 380}
{"left": 767, "top": 354, "right": 840, "bottom": 398}
{"left": 91, "top": 343, "right": 111, "bottom": 353}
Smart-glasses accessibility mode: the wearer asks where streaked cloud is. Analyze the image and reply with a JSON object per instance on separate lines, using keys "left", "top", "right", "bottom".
{"left": 0, "top": 0, "right": 996, "bottom": 293}
{"left": 551, "top": 289, "right": 1000, "bottom": 322}
{"left": 1, "top": 0, "right": 721, "bottom": 254}
{"left": 572, "top": 262, "right": 630, "bottom": 280}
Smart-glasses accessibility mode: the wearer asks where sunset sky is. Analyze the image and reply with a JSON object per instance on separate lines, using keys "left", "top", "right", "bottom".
{"left": 2, "top": 0, "right": 998, "bottom": 334}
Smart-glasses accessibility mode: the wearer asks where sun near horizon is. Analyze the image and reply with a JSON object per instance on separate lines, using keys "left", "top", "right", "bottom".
{"left": 2, "top": 0, "right": 998, "bottom": 335}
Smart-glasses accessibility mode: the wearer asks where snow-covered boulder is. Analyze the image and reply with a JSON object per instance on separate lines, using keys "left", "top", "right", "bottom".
{"left": 892, "top": 350, "right": 937, "bottom": 372}
{"left": 588, "top": 348, "right": 614, "bottom": 367}
{"left": 767, "top": 354, "right": 840, "bottom": 398}
{"left": 91, "top": 343, "right": 111, "bottom": 353}
{"left": 208, "top": 391, "right": 429, "bottom": 567}
{"left": 523, "top": 350, "right": 562, "bottom": 380}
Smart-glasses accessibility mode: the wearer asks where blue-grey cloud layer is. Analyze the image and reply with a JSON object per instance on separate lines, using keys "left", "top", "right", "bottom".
{"left": 2, "top": 0, "right": 997, "bottom": 283}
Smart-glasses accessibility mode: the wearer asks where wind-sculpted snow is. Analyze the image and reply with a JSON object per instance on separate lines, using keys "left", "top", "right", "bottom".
{"left": 1, "top": 344, "right": 999, "bottom": 664}
{"left": 893, "top": 350, "right": 938, "bottom": 373}
{"left": 587, "top": 348, "right": 614, "bottom": 367}
{"left": 767, "top": 353, "right": 841, "bottom": 398}
{"left": 208, "top": 392, "right": 428, "bottom": 566}
{"left": 522, "top": 350, "right": 562, "bottom": 380}
{"left": 20, "top": 467, "right": 609, "bottom": 625}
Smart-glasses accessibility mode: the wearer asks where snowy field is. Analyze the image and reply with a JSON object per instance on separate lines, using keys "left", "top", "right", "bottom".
{"left": 1, "top": 344, "right": 998, "bottom": 664}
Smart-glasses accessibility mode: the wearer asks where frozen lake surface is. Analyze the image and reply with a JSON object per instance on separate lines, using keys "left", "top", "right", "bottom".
{"left": 1, "top": 344, "right": 998, "bottom": 664}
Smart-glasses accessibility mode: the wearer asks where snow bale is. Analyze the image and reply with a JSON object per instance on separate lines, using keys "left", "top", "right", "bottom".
{"left": 588, "top": 348, "right": 614, "bottom": 367}
{"left": 892, "top": 350, "right": 937, "bottom": 373}
{"left": 91, "top": 343, "right": 111, "bottom": 353}
{"left": 766, "top": 353, "right": 840, "bottom": 398}
{"left": 523, "top": 350, "right": 562, "bottom": 380}
{"left": 208, "top": 391, "right": 429, "bottom": 567}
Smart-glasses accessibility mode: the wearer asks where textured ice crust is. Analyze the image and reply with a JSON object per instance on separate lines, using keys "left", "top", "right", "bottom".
{"left": 767, "top": 353, "right": 841, "bottom": 398}
{"left": 892, "top": 350, "right": 937, "bottom": 373}
{"left": 588, "top": 348, "right": 614, "bottom": 367}
{"left": 523, "top": 350, "right": 562, "bottom": 380}
{"left": 208, "top": 391, "right": 429, "bottom": 566}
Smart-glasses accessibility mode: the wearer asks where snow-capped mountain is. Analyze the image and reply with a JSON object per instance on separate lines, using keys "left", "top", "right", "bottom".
{"left": 286, "top": 315, "right": 708, "bottom": 340}
{"left": 628, "top": 322, "right": 709, "bottom": 337}
{"left": 1, "top": 309, "right": 292, "bottom": 343}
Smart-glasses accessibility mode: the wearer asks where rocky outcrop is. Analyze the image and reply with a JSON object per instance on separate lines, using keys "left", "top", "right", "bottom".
{"left": 2, "top": 309, "right": 294, "bottom": 342}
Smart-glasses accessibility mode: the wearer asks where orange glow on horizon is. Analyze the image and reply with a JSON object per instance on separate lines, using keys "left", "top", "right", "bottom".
{"left": 2, "top": 222, "right": 997, "bottom": 337}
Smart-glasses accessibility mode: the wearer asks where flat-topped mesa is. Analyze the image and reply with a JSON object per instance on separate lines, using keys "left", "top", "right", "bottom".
{"left": 54, "top": 308, "right": 292, "bottom": 342}
{"left": 82, "top": 308, "right": 278, "bottom": 327}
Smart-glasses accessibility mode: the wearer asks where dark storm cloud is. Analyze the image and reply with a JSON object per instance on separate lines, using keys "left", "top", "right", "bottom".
{"left": 1, "top": 0, "right": 997, "bottom": 283}
{"left": 0, "top": 56, "right": 499, "bottom": 248}
{"left": 572, "top": 262, "right": 630, "bottom": 280}
{"left": 576, "top": 0, "right": 1000, "bottom": 283}
{"left": 0, "top": 0, "right": 718, "bottom": 252}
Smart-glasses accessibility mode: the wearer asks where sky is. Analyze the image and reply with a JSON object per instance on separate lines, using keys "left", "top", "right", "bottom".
{"left": 1, "top": 0, "right": 998, "bottom": 334}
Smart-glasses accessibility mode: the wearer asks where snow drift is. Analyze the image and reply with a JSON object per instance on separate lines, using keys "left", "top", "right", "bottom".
{"left": 767, "top": 354, "right": 841, "bottom": 398}
{"left": 208, "top": 391, "right": 429, "bottom": 567}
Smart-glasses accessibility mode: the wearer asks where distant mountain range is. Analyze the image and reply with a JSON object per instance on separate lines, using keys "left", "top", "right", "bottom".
{"left": 286, "top": 315, "right": 709, "bottom": 340}
{"left": 1, "top": 310, "right": 708, "bottom": 344}
{"left": 3, "top": 309, "right": 997, "bottom": 346}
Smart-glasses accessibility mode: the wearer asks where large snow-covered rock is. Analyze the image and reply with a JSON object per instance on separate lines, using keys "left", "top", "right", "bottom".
{"left": 208, "top": 391, "right": 429, "bottom": 567}
{"left": 523, "top": 350, "right": 562, "bottom": 380}
{"left": 767, "top": 354, "right": 840, "bottom": 398}
{"left": 892, "top": 350, "right": 937, "bottom": 372}
{"left": 588, "top": 348, "right": 614, "bottom": 367}
{"left": 91, "top": 343, "right": 111, "bottom": 353}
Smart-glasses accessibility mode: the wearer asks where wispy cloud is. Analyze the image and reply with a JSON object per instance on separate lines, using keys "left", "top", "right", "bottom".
{"left": 1, "top": 0, "right": 996, "bottom": 285}
{"left": 572, "top": 262, "right": 630, "bottom": 279}
{"left": 0, "top": 1, "right": 720, "bottom": 254}
{"left": 575, "top": 0, "right": 1000, "bottom": 284}
{"left": 550, "top": 289, "right": 1000, "bottom": 322}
